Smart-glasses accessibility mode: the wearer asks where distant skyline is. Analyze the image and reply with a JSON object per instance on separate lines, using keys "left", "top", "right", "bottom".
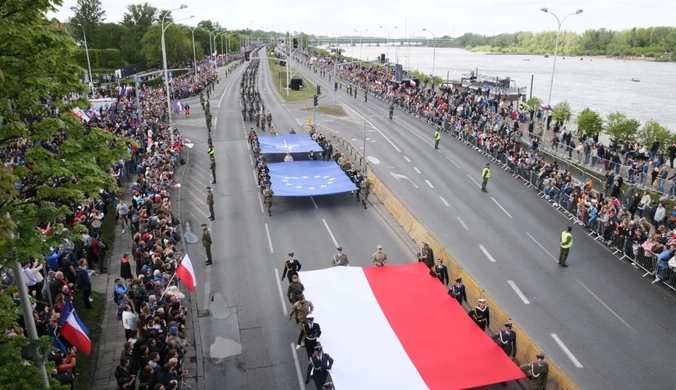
{"left": 51, "top": 0, "right": 676, "bottom": 37}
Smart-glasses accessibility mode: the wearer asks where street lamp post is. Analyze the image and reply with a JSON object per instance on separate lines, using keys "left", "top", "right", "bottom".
{"left": 76, "top": 23, "right": 94, "bottom": 95}
{"left": 333, "top": 33, "right": 340, "bottom": 105}
{"left": 379, "top": 25, "right": 398, "bottom": 69}
{"left": 541, "top": 8, "right": 583, "bottom": 110}
{"left": 422, "top": 29, "right": 437, "bottom": 87}
{"left": 354, "top": 28, "right": 368, "bottom": 62}
{"left": 188, "top": 26, "right": 199, "bottom": 77}
{"left": 161, "top": 5, "right": 189, "bottom": 146}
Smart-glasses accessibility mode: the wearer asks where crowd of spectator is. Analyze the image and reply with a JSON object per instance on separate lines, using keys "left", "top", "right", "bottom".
{"left": 288, "top": 47, "right": 676, "bottom": 290}
{"left": 0, "top": 58, "right": 225, "bottom": 388}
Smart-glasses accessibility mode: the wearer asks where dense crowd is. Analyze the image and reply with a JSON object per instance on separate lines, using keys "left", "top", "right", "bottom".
{"left": 291, "top": 48, "right": 676, "bottom": 290}
{"left": 0, "top": 58, "right": 224, "bottom": 388}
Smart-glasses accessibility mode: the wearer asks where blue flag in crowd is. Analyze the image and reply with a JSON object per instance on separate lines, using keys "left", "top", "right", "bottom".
{"left": 257, "top": 134, "right": 321, "bottom": 154}
{"left": 267, "top": 161, "right": 358, "bottom": 197}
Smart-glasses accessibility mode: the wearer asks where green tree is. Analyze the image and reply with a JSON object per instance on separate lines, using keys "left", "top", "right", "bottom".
{"left": 69, "top": 0, "right": 106, "bottom": 43}
{"left": 92, "top": 22, "right": 128, "bottom": 50}
{"left": 638, "top": 121, "right": 674, "bottom": 149}
{"left": 552, "top": 101, "right": 572, "bottom": 123}
{"left": 1, "top": 0, "right": 126, "bottom": 385}
{"left": 140, "top": 24, "right": 191, "bottom": 67}
{"left": 121, "top": 2, "right": 158, "bottom": 64}
{"left": 576, "top": 107, "right": 604, "bottom": 137}
{"left": 526, "top": 96, "right": 542, "bottom": 109}
{"left": 604, "top": 112, "right": 641, "bottom": 143}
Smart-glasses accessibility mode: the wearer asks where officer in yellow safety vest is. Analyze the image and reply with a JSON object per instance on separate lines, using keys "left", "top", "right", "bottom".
{"left": 208, "top": 145, "right": 215, "bottom": 156}
{"left": 434, "top": 130, "right": 441, "bottom": 149}
{"left": 559, "top": 226, "right": 573, "bottom": 267}
{"left": 481, "top": 163, "right": 490, "bottom": 192}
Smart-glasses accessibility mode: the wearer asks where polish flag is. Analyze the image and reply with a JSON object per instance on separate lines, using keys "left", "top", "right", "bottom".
{"left": 57, "top": 297, "right": 91, "bottom": 354}
{"left": 176, "top": 254, "right": 197, "bottom": 292}
{"left": 299, "top": 263, "right": 525, "bottom": 390}
{"left": 410, "top": 80, "right": 417, "bottom": 87}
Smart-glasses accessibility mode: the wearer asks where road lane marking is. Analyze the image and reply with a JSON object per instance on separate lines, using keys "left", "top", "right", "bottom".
{"left": 249, "top": 154, "right": 254, "bottom": 166}
{"left": 184, "top": 187, "right": 206, "bottom": 205}
{"left": 342, "top": 104, "right": 401, "bottom": 153}
{"left": 447, "top": 156, "right": 461, "bottom": 169}
{"left": 467, "top": 174, "right": 482, "bottom": 188}
{"left": 439, "top": 196, "right": 450, "bottom": 207}
{"left": 425, "top": 179, "right": 434, "bottom": 188}
{"left": 479, "top": 244, "right": 497, "bottom": 263}
{"left": 253, "top": 169, "right": 258, "bottom": 185}
{"left": 265, "top": 223, "right": 274, "bottom": 253}
{"left": 507, "top": 280, "right": 531, "bottom": 304}
{"left": 404, "top": 156, "right": 411, "bottom": 163}
{"left": 203, "top": 278, "right": 211, "bottom": 313}
{"left": 525, "top": 231, "right": 558, "bottom": 262}
{"left": 322, "top": 218, "right": 340, "bottom": 248}
{"left": 274, "top": 269, "right": 288, "bottom": 315}
{"left": 290, "top": 342, "right": 305, "bottom": 390}
{"left": 576, "top": 278, "right": 637, "bottom": 333}
{"left": 257, "top": 193, "right": 265, "bottom": 213}
{"left": 192, "top": 205, "right": 210, "bottom": 221}
{"left": 491, "top": 197, "right": 513, "bottom": 219}
{"left": 550, "top": 334, "right": 584, "bottom": 368}
{"left": 393, "top": 118, "right": 435, "bottom": 148}
{"left": 413, "top": 167, "right": 421, "bottom": 174}
{"left": 310, "top": 197, "right": 319, "bottom": 209}
{"left": 457, "top": 216, "right": 469, "bottom": 230}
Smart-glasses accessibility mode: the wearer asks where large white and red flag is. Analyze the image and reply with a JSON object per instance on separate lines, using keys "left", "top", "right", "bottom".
{"left": 176, "top": 254, "right": 197, "bottom": 292}
{"left": 299, "top": 263, "right": 525, "bottom": 390}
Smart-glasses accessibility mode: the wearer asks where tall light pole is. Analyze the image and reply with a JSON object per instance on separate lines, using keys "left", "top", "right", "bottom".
{"left": 541, "top": 8, "right": 583, "bottom": 109}
{"left": 161, "top": 5, "right": 189, "bottom": 146}
{"left": 76, "top": 23, "right": 94, "bottom": 95}
{"left": 188, "top": 26, "right": 199, "bottom": 77}
{"left": 379, "top": 25, "right": 397, "bottom": 68}
{"left": 354, "top": 28, "right": 368, "bottom": 62}
{"left": 333, "top": 33, "right": 340, "bottom": 105}
{"left": 422, "top": 28, "right": 437, "bottom": 86}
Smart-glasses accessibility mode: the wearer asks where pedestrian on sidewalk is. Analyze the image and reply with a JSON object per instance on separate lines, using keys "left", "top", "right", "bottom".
{"left": 120, "top": 252, "right": 133, "bottom": 281}
{"left": 75, "top": 259, "right": 93, "bottom": 309}
{"left": 559, "top": 226, "right": 573, "bottom": 267}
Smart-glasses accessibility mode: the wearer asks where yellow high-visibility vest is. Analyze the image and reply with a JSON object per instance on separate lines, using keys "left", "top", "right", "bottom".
{"left": 434, "top": 131, "right": 441, "bottom": 141}
{"left": 482, "top": 167, "right": 490, "bottom": 178}
{"left": 561, "top": 231, "right": 573, "bottom": 248}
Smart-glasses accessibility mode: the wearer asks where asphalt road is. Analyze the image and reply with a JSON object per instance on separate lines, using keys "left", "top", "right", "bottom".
{"left": 288, "top": 54, "right": 676, "bottom": 389}
{"left": 175, "top": 54, "right": 521, "bottom": 390}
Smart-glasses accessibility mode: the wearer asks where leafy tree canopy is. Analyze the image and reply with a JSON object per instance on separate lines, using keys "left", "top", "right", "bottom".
{"left": 69, "top": 0, "right": 105, "bottom": 42}
{"left": 638, "top": 120, "right": 674, "bottom": 149}
{"left": 604, "top": 112, "right": 641, "bottom": 144}
{"left": 552, "top": 101, "right": 572, "bottom": 123}
{"left": 576, "top": 107, "right": 604, "bottom": 137}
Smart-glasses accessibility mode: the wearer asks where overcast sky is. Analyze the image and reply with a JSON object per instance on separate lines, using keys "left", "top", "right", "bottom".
{"left": 51, "top": 0, "right": 676, "bottom": 37}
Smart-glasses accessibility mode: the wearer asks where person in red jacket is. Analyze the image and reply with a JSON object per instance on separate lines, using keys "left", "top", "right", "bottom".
{"left": 91, "top": 234, "right": 107, "bottom": 273}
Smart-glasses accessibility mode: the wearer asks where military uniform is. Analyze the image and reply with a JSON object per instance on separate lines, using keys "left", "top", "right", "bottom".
{"left": 207, "top": 187, "right": 215, "bottom": 220}
{"left": 360, "top": 178, "right": 371, "bottom": 209}
{"left": 430, "top": 260, "right": 449, "bottom": 285}
{"left": 448, "top": 278, "right": 467, "bottom": 305}
{"left": 519, "top": 355, "right": 549, "bottom": 390}
{"left": 200, "top": 92, "right": 205, "bottom": 109}
{"left": 305, "top": 347, "right": 333, "bottom": 390}
{"left": 372, "top": 245, "right": 387, "bottom": 266}
{"left": 287, "top": 280, "right": 305, "bottom": 304}
{"left": 263, "top": 186, "right": 274, "bottom": 216}
{"left": 299, "top": 315, "right": 322, "bottom": 358}
{"left": 468, "top": 299, "right": 491, "bottom": 331}
{"left": 331, "top": 247, "right": 349, "bottom": 267}
{"left": 417, "top": 242, "right": 435, "bottom": 268}
{"left": 288, "top": 296, "right": 313, "bottom": 324}
{"left": 206, "top": 112, "right": 213, "bottom": 132}
{"left": 389, "top": 104, "right": 394, "bottom": 119}
{"left": 353, "top": 172, "right": 364, "bottom": 201}
{"left": 210, "top": 156, "right": 216, "bottom": 184}
{"left": 202, "top": 224, "right": 213, "bottom": 265}
{"left": 281, "top": 254, "right": 302, "bottom": 282}
{"left": 492, "top": 323, "right": 517, "bottom": 359}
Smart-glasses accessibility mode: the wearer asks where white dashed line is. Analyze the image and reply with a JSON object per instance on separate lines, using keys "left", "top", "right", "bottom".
{"left": 479, "top": 244, "right": 497, "bottom": 262}
{"left": 322, "top": 218, "right": 340, "bottom": 248}
{"left": 576, "top": 279, "right": 637, "bottom": 333}
{"left": 491, "top": 197, "right": 513, "bottom": 219}
{"left": 274, "top": 269, "right": 288, "bottom": 314}
{"left": 342, "top": 104, "right": 401, "bottom": 153}
{"left": 249, "top": 154, "right": 254, "bottom": 166}
{"left": 507, "top": 280, "right": 531, "bottom": 304}
{"left": 467, "top": 174, "right": 482, "bottom": 188}
{"left": 404, "top": 156, "right": 411, "bottom": 163}
{"left": 413, "top": 167, "right": 421, "bottom": 174}
{"left": 525, "top": 231, "right": 557, "bottom": 262}
{"left": 447, "top": 156, "right": 461, "bottom": 169}
{"left": 257, "top": 192, "right": 265, "bottom": 214}
{"left": 290, "top": 343, "right": 305, "bottom": 390}
{"left": 439, "top": 196, "right": 450, "bottom": 207}
{"left": 252, "top": 169, "right": 258, "bottom": 185}
{"left": 310, "top": 197, "right": 319, "bottom": 209}
{"left": 550, "top": 334, "right": 584, "bottom": 368}
{"left": 457, "top": 216, "right": 469, "bottom": 230}
{"left": 425, "top": 180, "right": 434, "bottom": 188}
{"left": 265, "top": 223, "right": 274, "bottom": 253}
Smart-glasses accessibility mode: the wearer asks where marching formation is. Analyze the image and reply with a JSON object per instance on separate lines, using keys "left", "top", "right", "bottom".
{"left": 240, "top": 56, "right": 273, "bottom": 132}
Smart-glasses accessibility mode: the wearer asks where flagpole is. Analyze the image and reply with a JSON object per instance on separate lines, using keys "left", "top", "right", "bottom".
{"left": 159, "top": 273, "right": 179, "bottom": 301}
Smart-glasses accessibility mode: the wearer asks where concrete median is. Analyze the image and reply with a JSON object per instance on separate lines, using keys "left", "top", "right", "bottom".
{"left": 323, "top": 127, "right": 578, "bottom": 390}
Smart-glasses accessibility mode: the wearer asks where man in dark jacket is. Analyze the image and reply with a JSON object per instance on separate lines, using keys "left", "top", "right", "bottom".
{"left": 75, "top": 259, "right": 92, "bottom": 309}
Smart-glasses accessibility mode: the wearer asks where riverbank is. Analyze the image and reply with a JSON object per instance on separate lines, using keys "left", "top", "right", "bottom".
{"left": 479, "top": 51, "right": 669, "bottom": 62}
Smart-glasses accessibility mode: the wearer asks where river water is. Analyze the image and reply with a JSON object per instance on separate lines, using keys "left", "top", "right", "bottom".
{"left": 330, "top": 45, "right": 676, "bottom": 131}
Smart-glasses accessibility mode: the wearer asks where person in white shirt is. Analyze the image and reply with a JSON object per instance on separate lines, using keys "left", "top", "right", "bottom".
{"left": 121, "top": 304, "right": 138, "bottom": 340}
{"left": 22, "top": 261, "right": 39, "bottom": 297}
{"left": 284, "top": 152, "right": 294, "bottom": 162}
{"left": 116, "top": 200, "right": 130, "bottom": 234}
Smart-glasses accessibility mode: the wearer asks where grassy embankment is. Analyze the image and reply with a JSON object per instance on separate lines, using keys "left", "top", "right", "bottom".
{"left": 267, "top": 51, "right": 316, "bottom": 102}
